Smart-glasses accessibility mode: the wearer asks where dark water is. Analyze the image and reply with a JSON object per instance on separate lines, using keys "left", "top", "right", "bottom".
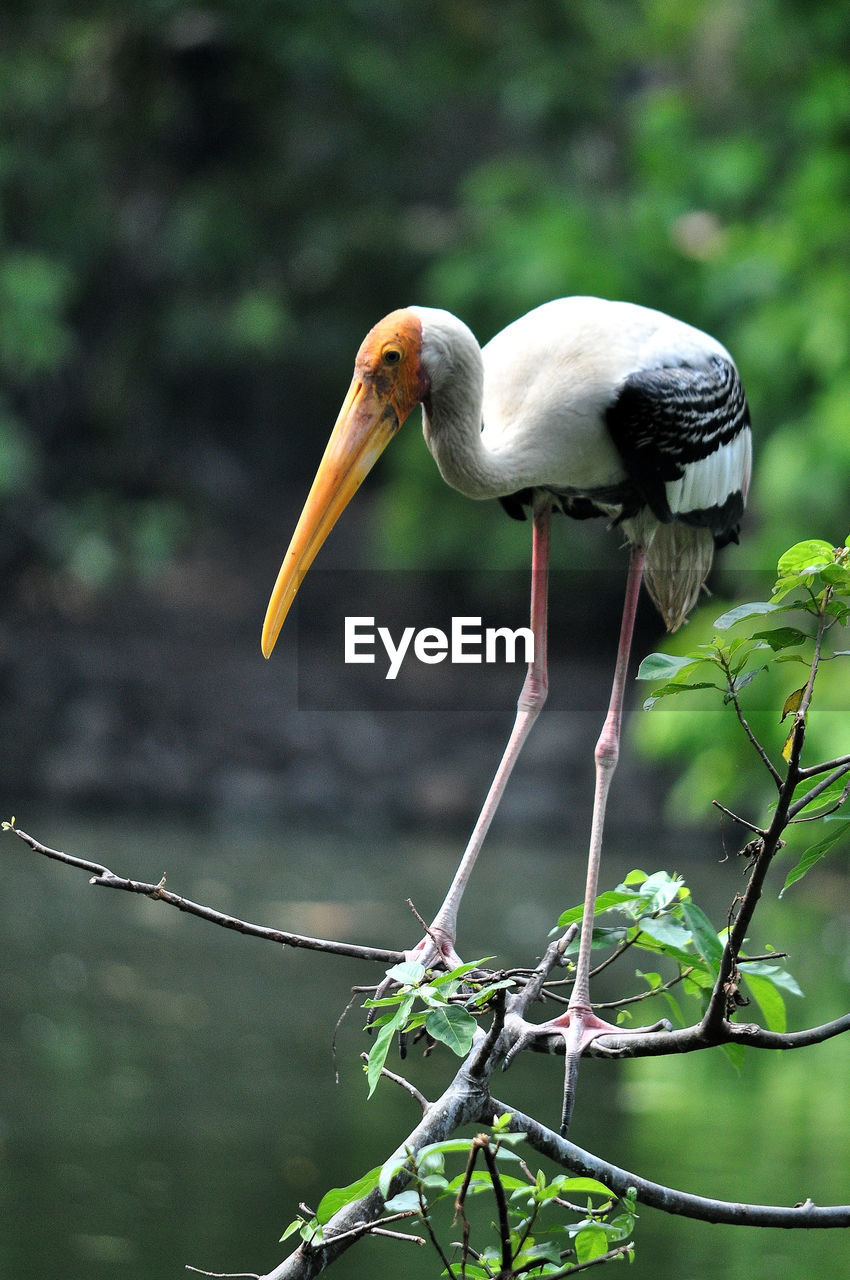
{"left": 2, "top": 808, "right": 849, "bottom": 1279}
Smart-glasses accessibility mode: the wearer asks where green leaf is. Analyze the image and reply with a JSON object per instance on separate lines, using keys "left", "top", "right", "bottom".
{"left": 379, "top": 1154, "right": 410, "bottom": 1199}
{"left": 636, "top": 915, "right": 693, "bottom": 948}
{"left": 713, "top": 601, "right": 782, "bottom": 629}
{"left": 574, "top": 1224, "right": 609, "bottom": 1263}
{"left": 635, "top": 652, "right": 706, "bottom": 682}
{"left": 557, "top": 890, "right": 637, "bottom": 927}
{"left": 790, "top": 777, "right": 850, "bottom": 818}
{"left": 721, "top": 1040, "right": 747, "bottom": 1070}
{"left": 424, "top": 1004, "right": 477, "bottom": 1056}
{"left": 741, "top": 960, "right": 803, "bottom": 998}
{"left": 680, "top": 901, "right": 724, "bottom": 968}
{"left": 365, "top": 1020, "right": 400, "bottom": 1097}
{"left": 316, "top": 1166, "right": 382, "bottom": 1223}
{"left": 429, "top": 958, "right": 491, "bottom": 985}
{"left": 659, "top": 989, "right": 686, "bottom": 1027}
{"left": 638, "top": 870, "right": 686, "bottom": 909}
{"left": 729, "top": 666, "right": 767, "bottom": 694}
{"left": 467, "top": 978, "right": 515, "bottom": 1006}
{"left": 382, "top": 1188, "right": 422, "bottom": 1213}
{"left": 777, "top": 539, "right": 836, "bottom": 577}
{"left": 280, "top": 1218, "right": 308, "bottom": 1242}
{"left": 818, "top": 563, "right": 850, "bottom": 587}
{"left": 780, "top": 821, "right": 850, "bottom": 895}
{"left": 743, "top": 972, "right": 787, "bottom": 1033}
{"left": 643, "top": 680, "right": 721, "bottom": 709}
{"left": 556, "top": 1177, "right": 612, "bottom": 1197}
{"left": 751, "top": 626, "right": 809, "bottom": 651}
{"left": 384, "top": 960, "right": 426, "bottom": 986}
{"left": 637, "top": 969, "right": 662, "bottom": 990}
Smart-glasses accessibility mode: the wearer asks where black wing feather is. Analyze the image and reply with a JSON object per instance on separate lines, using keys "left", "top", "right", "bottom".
{"left": 605, "top": 355, "right": 750, "bottom": 540}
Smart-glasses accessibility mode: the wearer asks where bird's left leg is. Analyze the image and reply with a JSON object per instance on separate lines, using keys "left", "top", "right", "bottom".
{"left": 503, "top": 544, "right": 669, "bottom": 1133}
{"left": 389, "top": 493, "right": 553, "bottom": 976}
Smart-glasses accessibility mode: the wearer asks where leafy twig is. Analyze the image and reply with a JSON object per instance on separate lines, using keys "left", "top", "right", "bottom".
{"left": 716, "top": 651, "right": 783, "bottom": 787}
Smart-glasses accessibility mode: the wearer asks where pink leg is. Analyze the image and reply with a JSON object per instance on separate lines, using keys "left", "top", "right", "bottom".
{"left": 412, "top": 493, "right": 553, "bottom": 966}
{"left": 509, "top": 545, "right": 667, "bottom": 1133}
{"left": 568, "top": 543, "right": 646, "bottom": 1020}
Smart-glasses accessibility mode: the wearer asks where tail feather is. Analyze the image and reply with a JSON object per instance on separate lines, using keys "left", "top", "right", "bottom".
{"left": 641, "top": 522, "right": 715, "bottom": 632}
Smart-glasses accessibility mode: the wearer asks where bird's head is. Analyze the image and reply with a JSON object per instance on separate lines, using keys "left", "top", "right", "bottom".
{"left": 261, "top": 309, "right": 428, "bottom": 658}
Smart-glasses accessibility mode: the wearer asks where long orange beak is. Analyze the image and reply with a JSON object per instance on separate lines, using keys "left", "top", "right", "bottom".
{"left": 261, "top": 378, "right": 401, "bottom": 657}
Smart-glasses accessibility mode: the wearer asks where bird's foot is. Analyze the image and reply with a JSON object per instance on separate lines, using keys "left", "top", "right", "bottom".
{"left": 503, "top": 1002, "right": 672, "bottom": 1136}
{"left": 503, "top": 1002, "right": 671, "bottom": 1070}
{"left": 367, "top": 923, "right": 464, "bottom": 1027}
{"left": 405, "top": 926, "right": 464, "bottom": 974}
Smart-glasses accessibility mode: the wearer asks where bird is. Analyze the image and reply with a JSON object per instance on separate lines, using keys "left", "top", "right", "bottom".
{"left": 261, "top": 297, "right": 751, "bottom": 1122}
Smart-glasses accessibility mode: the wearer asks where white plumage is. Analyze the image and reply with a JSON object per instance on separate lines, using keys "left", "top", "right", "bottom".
{"left": 410, "top": 297, "right": 751, "bottom": 631}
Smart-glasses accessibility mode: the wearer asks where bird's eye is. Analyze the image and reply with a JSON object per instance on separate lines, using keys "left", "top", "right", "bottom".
{"left": 382, "top": 346, "right": 402, "bottom": 365}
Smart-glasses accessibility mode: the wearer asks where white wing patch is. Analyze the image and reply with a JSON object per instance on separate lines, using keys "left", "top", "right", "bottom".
{"left": 665, "top": 430, "right": 752, "bottom": 516}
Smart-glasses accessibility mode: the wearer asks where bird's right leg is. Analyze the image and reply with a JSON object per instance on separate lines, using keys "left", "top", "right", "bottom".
{"left": 502, "top": 545, "right": 669, "bottom": 1135}
{"left": 401, "top": 492, "right": 553, "bottom": 972}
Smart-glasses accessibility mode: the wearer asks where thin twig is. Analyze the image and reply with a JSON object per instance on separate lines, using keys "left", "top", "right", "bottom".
{"left": 788, "top": 763, "right": 850, "bottom": 820}
{"left": 359, "top": 1053, "right": 430, "bottom": 1113}
{"left": 593, "top": 966, "right": 693, "bottom": 1009}
{"left": 3, "top": 824, "right": 403, "bottom": 964}
{"left": 711, "top": 800, "right": 766, "bottom": 835}
{"left": 797, "top": 752, "right": 850, "bottom": 780}
{"left": 417, "top": 1181, "right": 458, "bottom": 1280}
{"left": 332, "top": 992, "right": 361, "bottom": 1084}
{"left": 719, "top": 662, "right": 783, "bottom": 787}
{"left": 368, "top": 1227, "right": 425, "bottom": 1244}
{"left": 478, "top": 1139, "right": 512, "bottom": 1275}
{"left": 512, "top": 926, "right": 579, "bottom": 1016}
{"left": 701, "top": 601, "right": 834, "bottom": 1033}
{"left": 320, "top": 1210, "right": 422, "bottom": 1248}
{"left": 515, "top": 1241, "right": 634, "bottom": 1278}
{"left": 186, "top": 1269, "right": 261, "bottom": 1278}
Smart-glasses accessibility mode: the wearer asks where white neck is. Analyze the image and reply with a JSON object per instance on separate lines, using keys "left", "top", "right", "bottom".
{"left": 411, "top": 307, "right": 516, "bottom": 499}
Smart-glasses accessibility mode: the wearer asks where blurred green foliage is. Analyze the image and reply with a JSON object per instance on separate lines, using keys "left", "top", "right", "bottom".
{"left": 1, "top": 0, "right": 848, "bottom": 593}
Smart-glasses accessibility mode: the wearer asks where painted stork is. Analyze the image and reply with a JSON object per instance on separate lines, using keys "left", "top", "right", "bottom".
{"left": 261, "top": 297, "right": 751, "bottom": 1112}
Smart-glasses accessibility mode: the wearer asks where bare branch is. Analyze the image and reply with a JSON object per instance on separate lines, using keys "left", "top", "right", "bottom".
{"left": 593, "top": 966, "right": 693, "bottom": 1010}
{"left": 3, "top": 824, "right": 403, "bottom": 965}
{"left": 726, "top": 1013, "right": 850, "bottom": 1050}
{"left": 512, "top": 925, "right": 579, "bottom": 1017}
{"left": 186, "top": 1269, "right": 261, "bottom": 1278}
{"left": 358, "top": 1053, "right": 430, "bottom": 1113}
{"left": 483, "top": 1099, "right": 850, "bottom": 1229}
{"left": 797, "top": 753, "right": 850, "bottom": 780}
{"left": 711, "top": 800, "right": 766, "bottom": 835}
{"left": 304, "top": 1209, "right": 422, "bottom": 1249}
{"left": 788, "top": 762, "right": 850, "bottom": 820}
